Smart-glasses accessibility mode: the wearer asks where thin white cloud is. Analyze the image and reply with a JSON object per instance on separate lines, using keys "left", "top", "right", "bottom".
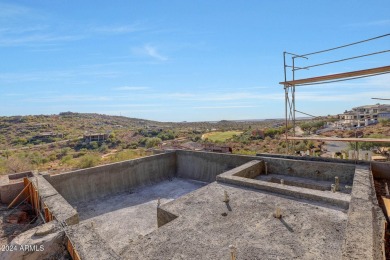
{"left": 114, "top": 86, "right": 150, "bottom": 91}
{"left": 0, "top": 3, "right": 30, "bottom": 18}
{"left": 0, "top": 69, "right": 121, "bottom": 83}
{"left": 0, "top": 34, "right": 84, "bottom": 47}
{"left": 164, "top": 92, "right": 195, "bottom": 98}
{"left": 0, "top": 25, "right": 48, "bottom": 35}
{"left": 4, "top": 93, "right": 25, "bottom": 97}
{"left": 93, "top": 24, "right": 145, "bottom": 34}
{"left": 156, "top": 92, "right": 283, "bottom": 101}
{"left": 193, "top": 105, "right": 258, "bottom": 109}
{"left": 0, "top": 3, "right": 83, "bottom": 47}
{"left": 22, "top": 95, "right": 112, "bottom": 103}
{"left": 134, "top": 44, "right": 168, "bottom": 61}
{"left": 99, "top": 104, "right": 157, "bottom": 108}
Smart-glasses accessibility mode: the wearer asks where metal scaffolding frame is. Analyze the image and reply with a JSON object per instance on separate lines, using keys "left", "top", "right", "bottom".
{"left": 280, "top": 33, "right": 390, "bottom": 154}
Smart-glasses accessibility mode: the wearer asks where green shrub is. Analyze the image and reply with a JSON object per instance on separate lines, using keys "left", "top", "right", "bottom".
{"left": 145, "top": 137, "right": 162, "bottom": 148}
{"left": 61, "top": 155, "right": 73, "bottom": 163}
{"left": 78, "top": 154, "right": 100, "bottom": 169}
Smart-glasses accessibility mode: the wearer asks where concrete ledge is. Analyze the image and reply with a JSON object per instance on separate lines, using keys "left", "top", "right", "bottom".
{"left": 341, "top": 165, "right": 386, "bottom": 260}
{"left": 230, "top": 160, "right": 263, "bottom": 178}
{"left": 42, "top": 194, "right": 79, "bottom": 225}
{"left": 66, "top": 223, "right": 121, "bottom": 260}
{"left": 256, "top": 153, "right": 370, "bottom": 165}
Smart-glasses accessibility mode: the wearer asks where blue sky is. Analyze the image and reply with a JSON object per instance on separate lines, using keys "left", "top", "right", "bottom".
{"left": 0, "top": 1, "right": 389, "bottom": 122}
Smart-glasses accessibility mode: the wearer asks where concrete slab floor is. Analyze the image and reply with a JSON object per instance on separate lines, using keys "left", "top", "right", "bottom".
{"left": 124, "top": 182, "right": 348, "bottom": 260}
{"left": 72, "top": 178, "right": 206, "bottom": 255}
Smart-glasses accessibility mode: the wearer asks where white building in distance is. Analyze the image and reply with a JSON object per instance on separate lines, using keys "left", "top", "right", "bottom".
{"left": 339, "top": 104, "right": 390, "bottom": 126}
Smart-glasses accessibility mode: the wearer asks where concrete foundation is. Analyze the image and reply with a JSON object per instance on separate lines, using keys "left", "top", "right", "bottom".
{"left": 0, "top": 150, "right": 386, "bottom": 260}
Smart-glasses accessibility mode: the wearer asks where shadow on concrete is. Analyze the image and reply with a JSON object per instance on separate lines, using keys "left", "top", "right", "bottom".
{"left": 225, "top": 202, "right": 232, "bottom": 211}
{"left": 280, "top": 218, "right": 294, "bottom": 232}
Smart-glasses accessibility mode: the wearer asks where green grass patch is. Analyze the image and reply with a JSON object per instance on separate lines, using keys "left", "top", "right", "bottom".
{"left": 202, "top": 131, "right": 243, "bottom": 142}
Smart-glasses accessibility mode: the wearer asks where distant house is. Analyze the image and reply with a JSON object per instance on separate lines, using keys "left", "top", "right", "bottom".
{"left": 251, "top": 129, "right": 265, "bottom": 139}
{"left": 31, "top": 132, "right": 63, "bottom": 142}
{"left": 84, "top": 133, "right": 108, "bottom": 142}
{"left": 203, "top": 143, "right": 232, "bottom": 153}
{"left": 339, "top": 104, "right": 390, "bottom": 126}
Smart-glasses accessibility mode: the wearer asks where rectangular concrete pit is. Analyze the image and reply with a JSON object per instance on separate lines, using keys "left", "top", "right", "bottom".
{"left": 217, "top": 160, "right": 351, "bottom": 209}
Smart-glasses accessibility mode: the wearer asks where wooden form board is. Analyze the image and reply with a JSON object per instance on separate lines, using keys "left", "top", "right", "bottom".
{"left": 21, "top": 177, "right": 55, "bottom": 222}
{"left": 67, "top": 239, "right": 81, "bottom": 260}
{"left": 43, "top": 202, "right": 54, "bottom": 222}
{"left": 279, "top": 65, "right": 390, "bottom": 86}
{"left": 382, "top": 196, "right": 390, "bottom": 219}
{"left": 287, "top": 136, "right": 390, "bottom": 143}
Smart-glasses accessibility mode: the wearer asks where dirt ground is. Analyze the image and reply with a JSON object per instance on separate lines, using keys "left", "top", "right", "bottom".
{"left": 0, "top": 203, "right": 41, "bottom": 249}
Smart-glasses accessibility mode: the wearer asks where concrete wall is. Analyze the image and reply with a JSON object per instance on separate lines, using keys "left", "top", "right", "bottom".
{"left": 0, "top": 171, "right": 33, "bottom": 204}
{"left": 341, "top": 165, "right": 386, "bottom": 260}
{"left": 371, "top": 161, "right": 390, "bottom": 179}
{"left": 45, "top": 152, "right": 176, "bottom": 203}
{"left": 176, "top": 150, "right": 259, "bottom": 182}
{"left": 0, "top": 182, "right": 24, "bottom": 204}
{"left": 230, "top": 160, "right": 263, "bottom": 179}
{"left": 43, "top": 151, "right": 356, "bottom": 205}
{"left": 176, "top": 150, "right": 355, "bottom": 184}
{"left": 263, "top": 157, "right": 355, "bottom": 184}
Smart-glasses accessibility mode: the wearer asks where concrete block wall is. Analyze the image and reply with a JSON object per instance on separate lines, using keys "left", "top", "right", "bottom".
{"left": 45, "top": 152, "right": 176, "bottom": 203}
